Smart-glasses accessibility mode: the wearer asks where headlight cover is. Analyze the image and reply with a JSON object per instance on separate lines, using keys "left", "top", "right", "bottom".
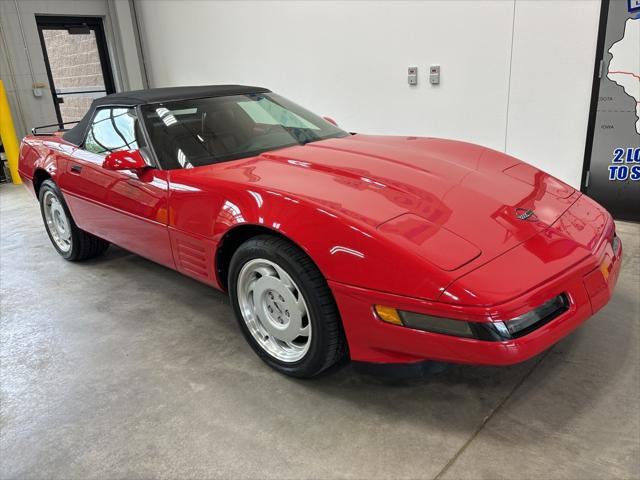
{"left": 502, "top": 294, "right": 569, "bottom": 336}
{"left": 399, "top": 310, "right": 474, "bottom": 338}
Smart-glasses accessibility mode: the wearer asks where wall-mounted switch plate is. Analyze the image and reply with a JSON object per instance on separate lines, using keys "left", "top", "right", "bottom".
{"left": 32, "top": 82, "right": 46, "bottom": 97}
{"left": 408, "top": 66, "right": 418, "bottom": 86}
{"left": 429, "top": 65, "right": 440, "bottom": 85}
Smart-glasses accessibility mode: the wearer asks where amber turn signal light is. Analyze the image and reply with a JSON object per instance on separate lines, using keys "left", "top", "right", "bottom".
{"left": 374, "top": 305, "right": 403, "bottom": 325}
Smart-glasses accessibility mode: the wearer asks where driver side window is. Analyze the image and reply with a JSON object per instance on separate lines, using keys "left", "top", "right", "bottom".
{"left": 84, "top": 107, "right": 143, "bottom": 155}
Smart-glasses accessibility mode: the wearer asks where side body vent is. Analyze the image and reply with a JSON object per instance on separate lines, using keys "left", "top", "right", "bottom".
{"left": 169, "top": 231, "right": 217, "bottom": 286}
{"left": 177, "top": 240, "right": 208, "bottom": 278}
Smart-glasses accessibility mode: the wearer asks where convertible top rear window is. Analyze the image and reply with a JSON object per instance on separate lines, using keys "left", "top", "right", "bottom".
{"left": 141, "top": 93, "right": 348, "bottom": 170}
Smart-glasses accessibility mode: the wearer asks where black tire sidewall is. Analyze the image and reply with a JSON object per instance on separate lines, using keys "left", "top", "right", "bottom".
{"left": 229, "top": 238, "right": 338, "bottom": 377}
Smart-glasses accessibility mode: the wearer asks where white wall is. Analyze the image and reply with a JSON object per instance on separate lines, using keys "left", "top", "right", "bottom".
{"left": 506, "top": 0, "right": 601, "bottom": 187}
{"left": 109, "top": 0, "right": 148, "bottom": 91}
{"left": 137, "top": 0, "right": 601, "bottom": 188}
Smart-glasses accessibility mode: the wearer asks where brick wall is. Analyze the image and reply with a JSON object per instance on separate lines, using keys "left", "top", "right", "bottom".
{"left": 42, "top": 29, "right": 105, "bottom": 122}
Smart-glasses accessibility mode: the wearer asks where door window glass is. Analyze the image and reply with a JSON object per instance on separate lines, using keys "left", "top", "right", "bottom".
{"left": 84, "top": 108, "right": 141, "bottom": 155}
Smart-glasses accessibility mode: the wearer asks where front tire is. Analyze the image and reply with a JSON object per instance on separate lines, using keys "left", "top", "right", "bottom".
{"left": 39, "top": 179, "right": 109, "bottom": 261}
{"left": 229, "top": 235, "right": 347, "bottom": 378}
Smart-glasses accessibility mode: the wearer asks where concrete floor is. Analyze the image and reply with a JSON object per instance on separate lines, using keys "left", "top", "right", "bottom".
{"left": 0, "top": 184, "right": 638, "bottom": 480}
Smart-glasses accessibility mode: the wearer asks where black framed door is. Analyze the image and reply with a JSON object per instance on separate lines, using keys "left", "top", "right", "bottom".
{"left": 36, "top": 16, "right": 116, "bottom": 128}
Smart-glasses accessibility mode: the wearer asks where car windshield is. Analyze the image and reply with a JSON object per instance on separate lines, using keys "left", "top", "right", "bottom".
{"left": 140, "top": 93, "right": 349, "bottom": 170}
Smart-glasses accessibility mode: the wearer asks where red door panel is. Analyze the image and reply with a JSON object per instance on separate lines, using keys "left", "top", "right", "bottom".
{"left": 60, "top": 149, "right": 175, "bottom": 269}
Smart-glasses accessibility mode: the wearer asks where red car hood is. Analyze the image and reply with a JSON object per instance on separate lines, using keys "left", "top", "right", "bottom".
{"left": 238, "top": 134, "right": 579, "bottom": 271}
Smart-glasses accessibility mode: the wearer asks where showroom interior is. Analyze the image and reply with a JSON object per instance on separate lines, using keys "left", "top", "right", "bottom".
{"left": 0, "top": 0, "right": 638, "bottom": 478}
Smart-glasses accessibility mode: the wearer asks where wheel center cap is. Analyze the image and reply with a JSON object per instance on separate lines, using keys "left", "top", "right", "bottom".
{"left": 264, "top": 289, "right": 288, "bottom": 326}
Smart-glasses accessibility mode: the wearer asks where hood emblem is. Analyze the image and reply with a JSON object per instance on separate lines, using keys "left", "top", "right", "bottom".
{"left": 515, "top": 208, "right": 538, "bottom": 222}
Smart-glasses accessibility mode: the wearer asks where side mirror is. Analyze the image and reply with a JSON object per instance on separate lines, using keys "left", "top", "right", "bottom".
{"left": 322, "top": 116, "right": 338, "bottom": 127}
{"left": 103, "top": 149, "right": 147, "bottom": 171}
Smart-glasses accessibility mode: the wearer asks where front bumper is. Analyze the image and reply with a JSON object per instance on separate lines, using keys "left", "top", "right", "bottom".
{"left": 330, "top": 198, "right": 622, "bottom": 366}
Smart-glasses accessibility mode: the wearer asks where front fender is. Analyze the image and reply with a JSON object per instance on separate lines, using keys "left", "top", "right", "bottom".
{"left": 209, "top": 186, "right": 453, "bottom": 300}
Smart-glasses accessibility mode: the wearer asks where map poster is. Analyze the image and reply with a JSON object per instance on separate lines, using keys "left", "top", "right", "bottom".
{"left": 584, "top": 0, "right": 639, "bottom": 221}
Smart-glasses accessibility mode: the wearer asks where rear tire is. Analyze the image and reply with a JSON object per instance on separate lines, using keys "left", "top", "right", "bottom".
{"left": 39, "top": 179, "right": 109, "bottom": 261}
{"left": 229, "top": 235, "right": 347, "bottom": 378}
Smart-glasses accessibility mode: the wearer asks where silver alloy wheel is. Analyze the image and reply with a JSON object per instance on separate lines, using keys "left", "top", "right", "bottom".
{"left": 43, "top": 190, "right": 72, "bottom": 253}
{"left": 237, "top": 258, "right": 311, "bottom": 362}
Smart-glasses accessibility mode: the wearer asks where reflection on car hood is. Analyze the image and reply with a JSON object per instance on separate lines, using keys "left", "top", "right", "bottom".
{"left": 235, "top": 134, "right": 578, "bottom": 269}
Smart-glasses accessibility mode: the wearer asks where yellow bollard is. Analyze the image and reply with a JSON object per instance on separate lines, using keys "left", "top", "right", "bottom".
{"left": 0, "top": 80, "right": 22, "bottom": 184}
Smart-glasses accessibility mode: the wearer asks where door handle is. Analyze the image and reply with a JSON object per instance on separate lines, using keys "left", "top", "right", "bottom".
{"left": 70, "top": 164, "right": 82, "bottom": 174}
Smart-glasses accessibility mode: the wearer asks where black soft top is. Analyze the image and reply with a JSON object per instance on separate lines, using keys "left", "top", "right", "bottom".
{"left": 62, "top": 84, "right": 270, "bottom": 146}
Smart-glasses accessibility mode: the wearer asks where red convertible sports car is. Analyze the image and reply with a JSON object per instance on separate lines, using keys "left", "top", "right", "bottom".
{"left": 19, "top": 85, "right": 622, "bottom": 377}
